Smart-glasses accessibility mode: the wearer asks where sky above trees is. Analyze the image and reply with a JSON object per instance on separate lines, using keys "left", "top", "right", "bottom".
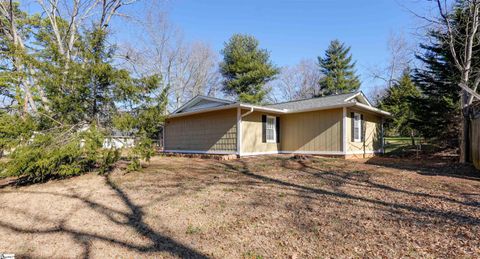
{"left": 150, "top": 0, "right": 432, "bottom": 96}
{"left": 19, "top": 0, "right": 433, "bottom": 98}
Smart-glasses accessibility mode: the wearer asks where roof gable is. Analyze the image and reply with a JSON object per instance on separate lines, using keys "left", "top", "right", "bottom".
{"left": 173, "top": 95, "right": 234, "bottom": 114}
{"left": 345, "top": 92, "right": 371, "bottom": 106}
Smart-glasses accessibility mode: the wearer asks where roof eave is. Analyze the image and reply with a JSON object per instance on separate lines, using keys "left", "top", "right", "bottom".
{"left": 171, "top": 95, "right": 234, "bottom": 114}
{"left": 353, "top": 103, "right": 392, "bottom": 117}
{"left": 239, "top": 103, "right": 286, "bottom": 114}
{"left": 167, "top": 103, "right": 240, "bottom": 118}
{"left": 167, "top": 101, "right": 391, "bottom": 119}
{"left": 344, "top": 91, "right": 372, "bottom": 106}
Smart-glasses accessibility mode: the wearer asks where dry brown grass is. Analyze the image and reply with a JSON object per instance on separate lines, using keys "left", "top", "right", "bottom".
{"left": 0, "top": 155, "right": 479, "bottom": 258}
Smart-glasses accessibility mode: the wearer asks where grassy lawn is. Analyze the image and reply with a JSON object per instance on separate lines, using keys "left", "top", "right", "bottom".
{"left": 384, "top": 136, "right": 436, "bottom": 155}
{"left": 0, "top": 155, "right": 479, "bottom": 258}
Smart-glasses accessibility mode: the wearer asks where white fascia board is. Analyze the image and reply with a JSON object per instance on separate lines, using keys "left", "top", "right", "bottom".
{"left": 353, "top": 103, "right": 392, "bottom": 117}
{"left": 359, "top": 92, "right": 373, "bottom": 106}
{"left": 167, "top": 103, "right": 239, "bottom": 118}
{"left": 171, "top": 96, "right": 202, "bottom": 114}
{"left": 346, "top": 91, "right": 372, "bottom": 106}
{"left": 239, "top": 103, "right": 286, "bottom": 114}
{"left": 172, "top": 95, "right": 234, "bottom": 114}
{"left": 168, "top": 100, "right": 391, "bottom": 118}
{"left": 344, "top": 92, "right": 360, "bottom": 103}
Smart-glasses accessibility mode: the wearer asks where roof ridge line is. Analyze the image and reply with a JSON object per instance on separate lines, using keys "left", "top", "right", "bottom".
{"left": 267, "top": 91, "right": 360, "bottom": 106}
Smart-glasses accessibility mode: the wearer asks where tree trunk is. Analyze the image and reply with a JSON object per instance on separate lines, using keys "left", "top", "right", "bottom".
{"left": 460, "top": 89, "right": 468, "bottom": 163}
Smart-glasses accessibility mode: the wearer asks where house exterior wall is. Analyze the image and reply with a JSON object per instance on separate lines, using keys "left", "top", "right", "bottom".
{"left": 346, "top": 107, "right": 383, "bottom": 155}
{"left": 164, "top": 106, "right": 384, "bottom": 158}
{"left": 241, "top": 111, "right": 280, "bottom": 154}
{"left": 280, "top": 109, "right": 343, "bottom": 153}
{"left": 164, "top": 108, "right": 237, "bottom": 153}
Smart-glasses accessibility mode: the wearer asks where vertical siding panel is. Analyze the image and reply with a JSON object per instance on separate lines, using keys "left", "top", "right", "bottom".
{"left": 165, "top": 109, "right": 237, "bottom": 152}
{"left": 278, "top": 109, "right": 342, "bottom": 152}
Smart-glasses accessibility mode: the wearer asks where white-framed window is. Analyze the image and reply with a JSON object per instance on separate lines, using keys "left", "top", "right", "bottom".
{"left": 266, "top": 116, "right": 276, "bottom": 143}
{"left": 353, "top": 113, "right": 362, "bottom": 142}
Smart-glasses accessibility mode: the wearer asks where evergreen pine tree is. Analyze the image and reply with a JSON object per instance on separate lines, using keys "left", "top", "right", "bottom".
{"left": 411, "top": 4, "right": 480, "bottom": 146}
{"left": 318, "top": 40, "right": 360, "bottom": 96}
{"left": 220, "top": 34, "right": 279, "bottom": 104}
{"left": 378, "top": 70, "right": 420, "bottom": 144}
{"left": 0, "top": 10, "right": 168, "bottom": 180}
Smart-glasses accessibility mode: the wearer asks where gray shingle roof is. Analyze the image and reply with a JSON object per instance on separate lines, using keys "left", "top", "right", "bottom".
{"left": 266, "top": 92, "right": 359, "bottom": 111}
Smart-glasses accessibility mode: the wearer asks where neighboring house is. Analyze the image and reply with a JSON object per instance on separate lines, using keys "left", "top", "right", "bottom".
{"left": 102, "top": 136, "right": 135, "bottom": 149}
{"left": 164, "top": 92, "right": 391, "bottom": 158}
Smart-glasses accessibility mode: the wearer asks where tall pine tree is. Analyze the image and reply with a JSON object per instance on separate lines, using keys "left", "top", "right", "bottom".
{"left": 0, "top": 6, "right": 168, "bottom": 181}
{"left": 411, "top": 3, "right": 480, "bottom": 146}
{"left": 318, "top": 40, "right": 360, "bottom": 96}
{"left": 220, "top": 34, "right": 279, "bottom": 104}
{"left": 378, "top": 70, "right": 420, "bottom": 144}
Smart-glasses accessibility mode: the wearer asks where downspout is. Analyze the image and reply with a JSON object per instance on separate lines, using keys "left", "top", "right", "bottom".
{"left": 242, "top": 106, "right": 254, "bottom": 118}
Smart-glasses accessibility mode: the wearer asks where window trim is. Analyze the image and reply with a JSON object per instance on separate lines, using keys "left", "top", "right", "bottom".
{"left": 266, "top": 115, "right": 277, "bottom": 143}
{"left": 353, "top": 112, "right": 362, "bottom": 142}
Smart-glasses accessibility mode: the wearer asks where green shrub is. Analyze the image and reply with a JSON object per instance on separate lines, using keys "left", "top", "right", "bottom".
{"left": 1, "top": 126, "right": 120, "bottom": 182}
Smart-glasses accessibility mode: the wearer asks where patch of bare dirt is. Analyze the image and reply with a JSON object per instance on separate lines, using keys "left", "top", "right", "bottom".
{"left": 0, "top": 155, "right": 479, "bottom": 258}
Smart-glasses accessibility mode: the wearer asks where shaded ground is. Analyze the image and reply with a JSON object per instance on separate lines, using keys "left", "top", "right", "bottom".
{"left": 0, "top": 155, "right": 479, "bottom": 258}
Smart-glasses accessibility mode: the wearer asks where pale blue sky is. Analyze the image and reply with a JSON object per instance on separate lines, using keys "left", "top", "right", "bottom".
{"left": 21, "top": 0, "right": 432, "bottom": 97}
{"left": 159, "top": 0, "right": 431, "bottom": 95}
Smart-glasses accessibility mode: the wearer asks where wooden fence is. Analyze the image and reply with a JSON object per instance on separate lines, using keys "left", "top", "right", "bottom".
{"left": 469, "top": 117, "right": 480, "bottom": 169}
{"left": 466, "top": 102, "right": 480, "bottom": 169}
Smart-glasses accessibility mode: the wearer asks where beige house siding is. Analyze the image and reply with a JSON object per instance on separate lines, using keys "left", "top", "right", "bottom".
{"left": 280, "top": 109, "right": 343, "bottom": 153}
{"left": 164, "top": 108, "right": 237, "bottom": 153}
{"left": 346, "top": 108, "right": 382, "bottom": 153}
{"left": 241, "top": 111, "right": 280, "bottom": 154}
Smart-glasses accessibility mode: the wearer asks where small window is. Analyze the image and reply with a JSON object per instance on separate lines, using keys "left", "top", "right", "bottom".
{"left": 266, "top": 116, "right": 276, "bottom": 143}
{"left": 353, "top": 113, "right": 361, "bottom": 142}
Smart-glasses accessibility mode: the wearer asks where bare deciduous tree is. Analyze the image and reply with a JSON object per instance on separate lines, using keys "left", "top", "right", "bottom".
{"left": 122, "top": 6, "right": 222, "bottom": 111}
{"left": 271, "top": 59, "right": 323, "bottom": 102}
{"left": 0, "top": 0, "right": 136, "bottom": 115}
{"left": 368, "top": 32, "right": 413, "bottom": 104}
{"left": 431, "top": 0, "right": 480, "bottom": 162}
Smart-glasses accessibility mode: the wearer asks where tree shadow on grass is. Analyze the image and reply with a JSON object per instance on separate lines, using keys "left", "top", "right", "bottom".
{"left": 0, "top": 173, "right": 209, "bottom": 259}
{"left": 366, "top": 154, "right": 480, "bottom": 182}
{"left": 288, "top": 158, "right": 480, "bottom": 208}
{"left": 219, "top": 158, "right": 480, "bottom": 227}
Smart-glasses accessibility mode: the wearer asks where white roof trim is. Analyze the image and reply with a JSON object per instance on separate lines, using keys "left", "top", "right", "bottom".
{"left": 344, "top": 91, "right": 372, "bottom": 106}
{"left": 167, "top": 101, "right": 391, "bottom": 119}
{"left": 238, "top": 103, "right": 286, "bottom": 114}
{"left": 353, "top": 102, "right": 392, "bottom": 117}
{"left": 168, "top": 103, "right": 241, "bottom": 118}
{"left": 172, "top": 95, "right": 234, "bottom": 114}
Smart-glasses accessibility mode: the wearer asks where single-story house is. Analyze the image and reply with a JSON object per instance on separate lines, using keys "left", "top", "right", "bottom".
{"left": 164, "top": 92, "right": 391, "bottom": 158}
